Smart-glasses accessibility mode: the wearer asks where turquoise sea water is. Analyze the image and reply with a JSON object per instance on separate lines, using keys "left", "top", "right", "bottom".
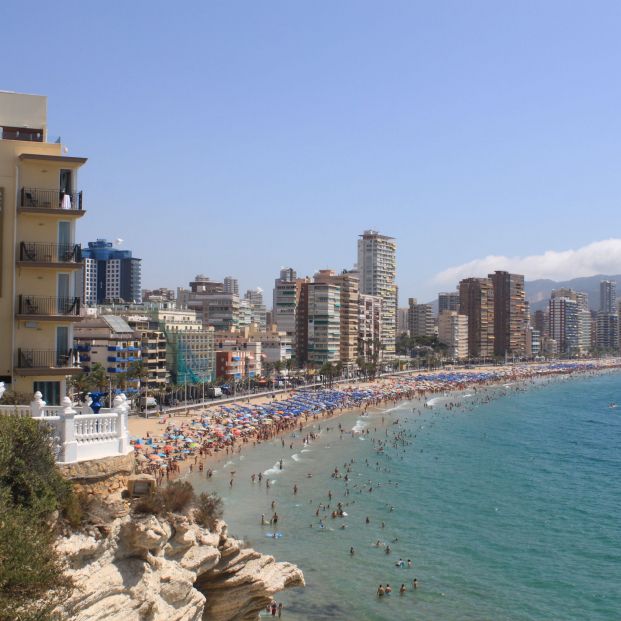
{"left": 190, "top": 372, "right": 621, "bottom": 620}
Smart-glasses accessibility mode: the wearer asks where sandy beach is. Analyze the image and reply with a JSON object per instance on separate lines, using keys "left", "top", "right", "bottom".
{"left": 128, "top": 360, "right": 621, "bottom": 483}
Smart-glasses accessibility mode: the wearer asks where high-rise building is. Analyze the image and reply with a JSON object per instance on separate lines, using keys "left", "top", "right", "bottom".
{"left": 273, "top": 268, "right": 304, "bottom": 357}
{"left": 244, "top": 288, "right": 267, "bottom": 330}
{"left": 357, "top": 230, "right": 397, "bottom": 357}
{"left": 596, "top": 280, "right": 618, "bottom": 351}
{"left": 306, "top": 280, "right": 341, "bottom": 365}
{"left": 438, "top": 291, "right": 460, "bottom": 314}
{"left": 550, "top": 289, "right": 591, "bottom": 355}
{"left": 81, "top": 239, "right": 142, "bottom": 305}
{"left": 458, "top": 277, "right": 495, "bottom": 358}
{"left": 223, "top": 276, "right": 239, "bottom": 295}
{"left": 438, "top": 310, "right": 468, "bottom": 360}
{"left": 489, "top": 271, "right": 526, "bottom": 357}
{"left": 358, "top": 294, "right": 382, "bottom": 364}
{"left": 596, "top": 311, "right": 619, "bottom": 351}
{"left": 396, "top": 307, "right": 409, "bottom": 335}
{"left": 600, "top": 280, "right": 617, "bottom": 313}
{"left": 313, "top": 270, "right": 359, "bottom": 366}
{"left": 549, "top": 296, "right": 579, "bottom": 355}
{"left": 0, "top": 92, "right": 86, "bottom": 403}
{"left": 407, "top": 298, "right": 434, "bottom": 338}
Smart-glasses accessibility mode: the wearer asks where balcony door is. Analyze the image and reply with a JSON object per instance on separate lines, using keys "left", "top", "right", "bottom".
{"left": 58, "top": 221, "right": 72, "bottom": 261}
{"left": 59, "top": 169, "right": 72, "bottom": 193}
{"left": 56, "top": 326, "right": 69, "bottom": 366}
{"left": 58, "top": 273, "right": 70, "bottom": 314}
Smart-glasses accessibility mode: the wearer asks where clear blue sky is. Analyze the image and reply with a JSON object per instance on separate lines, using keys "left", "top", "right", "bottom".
{"left": 4, "top": 1, "right": 621, "bottom": 302}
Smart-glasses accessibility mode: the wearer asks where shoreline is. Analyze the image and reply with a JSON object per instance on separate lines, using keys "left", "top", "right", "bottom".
{"left": 128, "top": 360, "right": 621, "bottom": 484}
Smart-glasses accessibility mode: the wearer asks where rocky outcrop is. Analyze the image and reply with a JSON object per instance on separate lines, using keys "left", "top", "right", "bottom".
{"left": 56, "top": 513, "right": 304, "bottom": 621}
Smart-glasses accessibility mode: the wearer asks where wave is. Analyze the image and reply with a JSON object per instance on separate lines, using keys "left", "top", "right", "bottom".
{"left": 263, "top": 461, "right": 283, "bottom": 476}
{"left": 301, "top": 448, "right": 312, "bottom": 453}
{"left": 291, "top": 453, "right": 301, "bottom": 462}
{"left": 352, "top": 419, "right": 368, "bottom": 433}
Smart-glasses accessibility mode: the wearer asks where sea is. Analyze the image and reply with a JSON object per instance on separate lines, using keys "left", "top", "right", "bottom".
{"left": 190, "top": 371, "right": 621, "bottom": 621}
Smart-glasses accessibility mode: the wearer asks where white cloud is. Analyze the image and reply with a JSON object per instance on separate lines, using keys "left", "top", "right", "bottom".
{"left": 433, "top": 239, "right": 621, "bottom": 286}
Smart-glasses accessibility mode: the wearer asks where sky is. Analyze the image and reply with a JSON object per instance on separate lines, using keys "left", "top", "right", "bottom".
{"left": 4, "top": 1, "right": 621, "bottom": 302}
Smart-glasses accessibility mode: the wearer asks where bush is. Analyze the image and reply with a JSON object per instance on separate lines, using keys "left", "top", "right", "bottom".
{"left": 195, "top": 492, "right": 223, "bottom": 531}
{"left": 161, "top": 481, "right": 195, "bottom": 513}
{"left": 0, "top": 416, "right": 75, "bottom": 620}
{"left": 133, "top": 493, "right": 165, "bottom": 515}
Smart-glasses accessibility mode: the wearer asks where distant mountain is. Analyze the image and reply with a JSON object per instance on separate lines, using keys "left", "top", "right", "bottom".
{"left": 424, "top": 274, "right": 621, "bottom": 314}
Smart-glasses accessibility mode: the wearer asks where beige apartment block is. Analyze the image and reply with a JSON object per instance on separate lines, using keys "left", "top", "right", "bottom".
{"left": 0, "top": 92, "right": 86, "bottom": 403}
{"left": 313, "top": 269, "right": 359, "bottom": 366}
{"left": 438, "top": 310, "right": 468, "bottom": 360}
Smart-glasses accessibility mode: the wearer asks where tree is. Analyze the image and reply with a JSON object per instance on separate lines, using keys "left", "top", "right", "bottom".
{"left": 0, "top": 416, "right": 76, "bottom": 620}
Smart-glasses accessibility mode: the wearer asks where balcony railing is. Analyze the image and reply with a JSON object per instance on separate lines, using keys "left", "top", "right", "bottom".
{"left": 16, "top": 349, "right": 79, "bottom": 369}
{"left": 19, "top": 242, "right": 82, "bottom": 264}
{"left": 17, "top": 295, "right": 81, "bottom": 317}
{"left": 20, "top": 187, "right": 84, "bottom": 212}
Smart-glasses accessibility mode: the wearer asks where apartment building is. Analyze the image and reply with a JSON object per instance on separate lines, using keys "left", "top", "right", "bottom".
{"left": 81, "top": 239, "right": 141, "bottom": 305}
{"left": 0, "top": 92, "right": 86, "bottom": 403}
{"left": 358, "top": 293, "right": 382, "bottom": 363}
{"left": 149, "top": 307, "right": 215, "bottom": 384}
{"left": 438, "top": 291, "right": 460, "bottom": 314}
{"left": 357, "top": 230, "right": 397, "bottom": 357}
{"left": 74, "top": 315, "right": 142, "bottom": 393}
{"left": 489, "top": 271, "right": 526, "bottom": 357}
{"left": 313, "top": 269, "right": 359, "bottom": 366}
{"left": 273, "top": 268, "right": 304, "bottom": 355}
{"left": 123, "top": 314, "right": 168, "bottom": 389}
{"left": 214, "top": 331, "right": 262, "bottom": 380}
{"left": 458, "top": 277, "right": 495, "bottom": 358}
{"left": 306, "top": 280, "right": 341, "bottom": 365}
{"left": 549, "top": 295, "right": 579, "bottom": 355}
{"left": 407, "top": 298, "right": 434, "bottom": 338}
{"left": 437, "top": 310, "right": 468, "bottom": 360}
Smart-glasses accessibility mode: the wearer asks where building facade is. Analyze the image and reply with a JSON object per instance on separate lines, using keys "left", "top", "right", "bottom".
{"left": 407, "top": 298, "right": 434, "bottom": 338}
{"left": 549, "top": 295, "right": 579, "bottom": 355}
{"left": 438, "top": 291, "right": 460, "bottom": 314}
{"left": 306, "top": 281, "right": 341, "bottom": 365}
{"left": 459, "top": 277, "right": 495, "bottom": 358}
{"left": 81, "top": 239, "right": 142, "bottom": 305}
{"left": 0, "top": 92, "right": 86, "bottom": 403}
{"left": 489, "top": 271, "right": 526, "bottom": 357}
{"left": 357, "top": 230, "right": 397, "bottom": 358}
{"left": 437, "top": 310, "right": 468, "bottom": 360}
{"left": 313, "top": 269, "right": 359, "bottom": 366}
{"left": 358, "top": 293, "right": 382, "bottom": 364}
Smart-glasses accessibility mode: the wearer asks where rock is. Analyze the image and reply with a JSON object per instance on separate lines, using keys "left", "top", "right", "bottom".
{"left": 55, "top": 513, "right": 304, "bottom": 621}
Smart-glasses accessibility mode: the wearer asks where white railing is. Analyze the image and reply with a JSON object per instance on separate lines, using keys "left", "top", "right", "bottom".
{"left": 0, "top": 391, "right": 132, "bottom": 464}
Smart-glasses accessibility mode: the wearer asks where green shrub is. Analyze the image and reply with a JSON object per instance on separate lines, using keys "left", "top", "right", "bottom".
{"left": 0, "top": 416, "right": 75, "bottom": 620}
{"left": 195, "top": 492, "right": 223, "bottom": 531}
{"left": 161, "top": 481, "right": 195, "bottom": 513}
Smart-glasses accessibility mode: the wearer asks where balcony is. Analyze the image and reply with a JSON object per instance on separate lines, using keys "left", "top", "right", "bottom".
{"left": 17, "top": 295, "right": 81, "bottom": 321}
{"left": 17, "top": 242, "right": 82, "bottom": 267}
{"left": 15, "top": 349, "right": 82, "bottom": 376}
{"left": 19, "top": 187, "right": 84, "bottom": 215}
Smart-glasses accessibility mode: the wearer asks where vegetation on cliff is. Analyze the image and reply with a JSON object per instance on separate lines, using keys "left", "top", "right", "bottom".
{"left": 0, "top": 416, "right": 77, "bottom": 621}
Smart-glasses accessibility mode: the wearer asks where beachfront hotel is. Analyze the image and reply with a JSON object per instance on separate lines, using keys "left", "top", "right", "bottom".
{"left": 357, "top": 230, "right": 397, "bottom": 358}
{"left": 0, "top": 91, "right": 86, "bottom": 403}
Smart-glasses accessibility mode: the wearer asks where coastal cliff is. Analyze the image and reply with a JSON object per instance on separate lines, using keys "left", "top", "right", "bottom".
{"left": 54, "top": 457, "right": 304, "bottom": 621}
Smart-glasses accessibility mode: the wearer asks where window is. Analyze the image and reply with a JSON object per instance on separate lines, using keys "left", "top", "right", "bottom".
{"left": 34, "top": 381, "right": 61, "bottom": 406}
